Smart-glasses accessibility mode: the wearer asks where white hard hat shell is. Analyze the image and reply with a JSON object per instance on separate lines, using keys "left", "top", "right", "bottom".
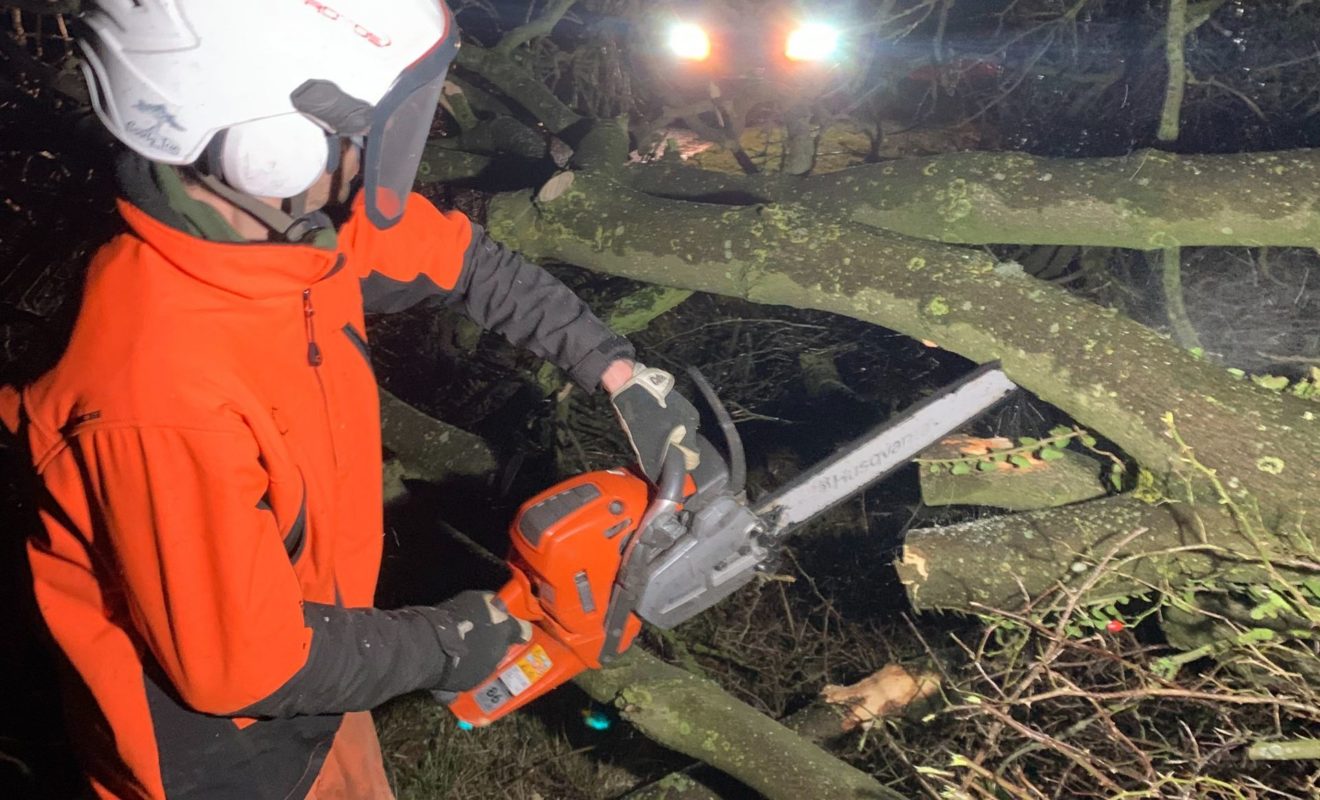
{"left": 79, "top": 0, "right": 453, "bottom": 166}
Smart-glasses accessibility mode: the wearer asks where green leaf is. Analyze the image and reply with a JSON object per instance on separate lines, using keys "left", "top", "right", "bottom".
{"left": 1049, "top": 425, "right": 1073, "bottom": 438}
{"left": 991, "top": 453, "right": 1008, "bottom": 462}
{"left": 1040, "top": 447, "right": 1065, "bottom": 461}
{"left": 1188, "top": 346, "right": 1204, "bottom": 359}
{"left": 1109, "top": 470, "right": 1124, "bottom": 490}
{"left": 977, "top": 460, "right": 997, "bottom": 472}
{"left": 950, "top": 462, "right": 973, "bottom": 476}
{"left": 1010, "top": 455, "right": 1032, "bottom": 469}
{"left": 1017, "top": 436, "right": 1039, "bottom": 447}
{"left": 1227, "top": 367, "right": 1246, "bottom": 379}
{"left": 1080, "top": 434, "right": 1098, "bottom": 448}
{"left": 928, "top": 463, "right": 944, "bottom": 474}
{"left": 1252, "top": 374, "right": 1290, "bottom": 392}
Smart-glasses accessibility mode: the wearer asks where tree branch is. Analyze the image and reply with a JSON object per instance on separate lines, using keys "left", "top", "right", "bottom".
{"left": 455, "top": 43, "right": 583, "bottom": 136}
{"left": 494, "top": 0, "right": 577, "bottom": 58}
{"left": 1158, "top": 0, "right": 1189, "bottom": 142}
{"left": 576, "top": 648, "right": 904, "bottom": 800}
{"left": 1157, "top": 246, "right": 1201, "bottom": 351}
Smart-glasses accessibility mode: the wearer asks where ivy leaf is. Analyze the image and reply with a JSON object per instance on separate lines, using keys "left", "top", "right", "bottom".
{"left": 1109, "top": 469, "right": 1124, "bottom": 490}
{"left": 1017, "top": 436, "right": 1039, "bottom": 447}
{"left": 1080, "top": 434, "right": 1098, "bottom": 448}
{"left": 1049, "top": 425, "right": 1073, "bottom": 438}
{"left": 991, "top": 453, "right": 1008, "bottom": 462}
{"left": 928, "top": 463, "right": 944, "bottom": 474}
{"left": 1226, "top": 367, "right": 1246, "bottom": 379}
{"left": 950, "top": 462, "right": 973, "bottom": 476}
{"left": 977, "top": 460, "right": 997, "bottom": 472}
{"left": 1040, "top": 447, "right": 1065, "bottom": 462}
{"left": 1010, "top": 455, "right": 1032, "bottom": 469}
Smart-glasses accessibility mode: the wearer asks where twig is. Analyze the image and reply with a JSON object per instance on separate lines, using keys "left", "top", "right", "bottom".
{"left": 1008, "top": 687, "right": 1320, "bottom": 720}
{"left": 1248, "top": 738, "right": 1320, "bottom": 761}
{"left": 975, "top": 704, "right": 1125, "bottom": 793}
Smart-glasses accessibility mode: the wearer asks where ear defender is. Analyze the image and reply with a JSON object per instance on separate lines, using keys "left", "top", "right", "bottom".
{"left": 217, "top": 114, "right": 330, "bottom": 198}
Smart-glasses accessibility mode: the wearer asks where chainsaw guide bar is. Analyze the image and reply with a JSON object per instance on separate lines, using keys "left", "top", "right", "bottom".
{"left": 754, "top": 362, "right": 1017, "bottom": 540}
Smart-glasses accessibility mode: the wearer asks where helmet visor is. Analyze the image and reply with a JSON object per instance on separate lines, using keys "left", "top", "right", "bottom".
{"left": 363, "top": 35, "right": 457, "bottom": 229}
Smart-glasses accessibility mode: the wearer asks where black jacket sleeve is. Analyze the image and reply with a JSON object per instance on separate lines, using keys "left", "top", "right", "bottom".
{"left": 238, "top": 603, "right": 463, "bottom": 718}
{"left": 360, "top": 222, "right": 634, "bottom": 390}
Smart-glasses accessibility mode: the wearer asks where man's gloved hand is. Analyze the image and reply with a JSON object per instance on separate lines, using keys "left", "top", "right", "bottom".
{"left": 609, "top": 363, "right": 701, "bottom": 482}
{"left": 424, "top": 590, "right": 532, "bottom": 694}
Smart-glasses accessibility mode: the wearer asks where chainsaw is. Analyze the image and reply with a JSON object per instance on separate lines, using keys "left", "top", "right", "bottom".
{"left": 446, "top": 363, "right": 1016, "bottom": 726}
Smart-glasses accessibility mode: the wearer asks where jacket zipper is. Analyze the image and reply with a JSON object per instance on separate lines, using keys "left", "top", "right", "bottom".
{"left": 302, "top": 286, "right": 338, "bottom": 470}
{"left": 303, "top": 288, "right": 323, "bottom": 367}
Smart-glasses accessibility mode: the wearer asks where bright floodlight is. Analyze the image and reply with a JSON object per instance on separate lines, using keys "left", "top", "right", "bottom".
{"left": 667, "top": 22, "right": 711, "bottom": 61}
{"left": 785, "top": 22, "right": 840, "bottom": 62}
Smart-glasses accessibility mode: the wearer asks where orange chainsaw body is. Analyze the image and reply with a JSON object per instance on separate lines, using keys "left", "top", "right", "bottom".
{"left": 447, "top": 468, "right": 651, "bottom": 726}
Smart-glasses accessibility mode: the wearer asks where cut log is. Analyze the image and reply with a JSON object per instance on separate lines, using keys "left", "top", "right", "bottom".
{"left": 918, "top": 435, "right": 1106, "bottom": 511}
{"left": 894, "top": 494, "right": 1300, "bottom": 612}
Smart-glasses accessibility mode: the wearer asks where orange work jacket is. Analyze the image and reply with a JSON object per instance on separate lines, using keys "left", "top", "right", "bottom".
{"left": 0, "top": 188, "right": 629, "bottom": 799}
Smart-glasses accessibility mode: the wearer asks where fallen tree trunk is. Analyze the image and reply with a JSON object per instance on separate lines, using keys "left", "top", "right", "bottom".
{"left": 454, "top": 38, "right": 1320, "bottom": 251}
{"left": 625, "top": 149, "right": 1320, "bottom": 248}
{"left": 485, "top": 171, "right": 1320, "bottom": 537}
{"left": 576, "top": 648, "right": 902, "bottom": 800}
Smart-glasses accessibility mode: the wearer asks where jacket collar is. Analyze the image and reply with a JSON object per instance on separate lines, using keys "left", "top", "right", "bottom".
{"left": 115, "top": 153, "right": 343, "bottom": 299}
{"left": 119, "top": 201, "right": 344, "bottom": 299}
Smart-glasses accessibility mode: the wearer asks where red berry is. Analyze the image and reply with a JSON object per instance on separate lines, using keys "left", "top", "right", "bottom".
{"left": 1105, "top": 619, "right": 1125, "bottom": 633}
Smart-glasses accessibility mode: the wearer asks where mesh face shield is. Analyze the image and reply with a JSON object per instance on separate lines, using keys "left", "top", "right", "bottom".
{"left": 361, "top": 34, "right": 458, "bottom": 229}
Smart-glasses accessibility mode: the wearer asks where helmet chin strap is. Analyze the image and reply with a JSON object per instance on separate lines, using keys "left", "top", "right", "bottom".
{"left": 195, "top": 173, "right": 322, "bottom": 243}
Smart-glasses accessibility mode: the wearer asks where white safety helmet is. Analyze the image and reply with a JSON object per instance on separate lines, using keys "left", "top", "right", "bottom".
{"left": 78, "top": 0, "right": 458, "bottom": 230}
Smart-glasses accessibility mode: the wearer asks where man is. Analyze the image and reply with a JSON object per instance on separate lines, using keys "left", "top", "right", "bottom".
{"left": 0, "top": 1, "right": 699, "bottom": 798}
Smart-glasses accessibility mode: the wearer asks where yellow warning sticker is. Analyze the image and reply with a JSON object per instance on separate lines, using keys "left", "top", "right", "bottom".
{"left": 499, "top": 644, "right": 553, "bottom": 697}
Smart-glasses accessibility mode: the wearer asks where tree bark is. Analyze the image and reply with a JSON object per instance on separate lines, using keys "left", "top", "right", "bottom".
{"left": 454, "top": 44, "right": 583, "bottom": 136}
{"left": 623, "top": 701, "right": 853, "bottom": 800}
{"left": 484, "top": 171, "right": 1320, "bottom": 538}
{"left": 378, "top": 388, "right": 497, "bottom": 482}
{"left": 576, "top": 648, "right": 901, "bottom": 800}
{"left": 623, "top": 149, "right": 1320, "bottom": 248}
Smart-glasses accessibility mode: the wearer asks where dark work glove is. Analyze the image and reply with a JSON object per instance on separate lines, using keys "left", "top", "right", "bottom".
{"left": 609, "top": 363, "right": 701, "bottom": 482}
{"left": 421, "top": 590, "right": 532, "bottom": 694}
